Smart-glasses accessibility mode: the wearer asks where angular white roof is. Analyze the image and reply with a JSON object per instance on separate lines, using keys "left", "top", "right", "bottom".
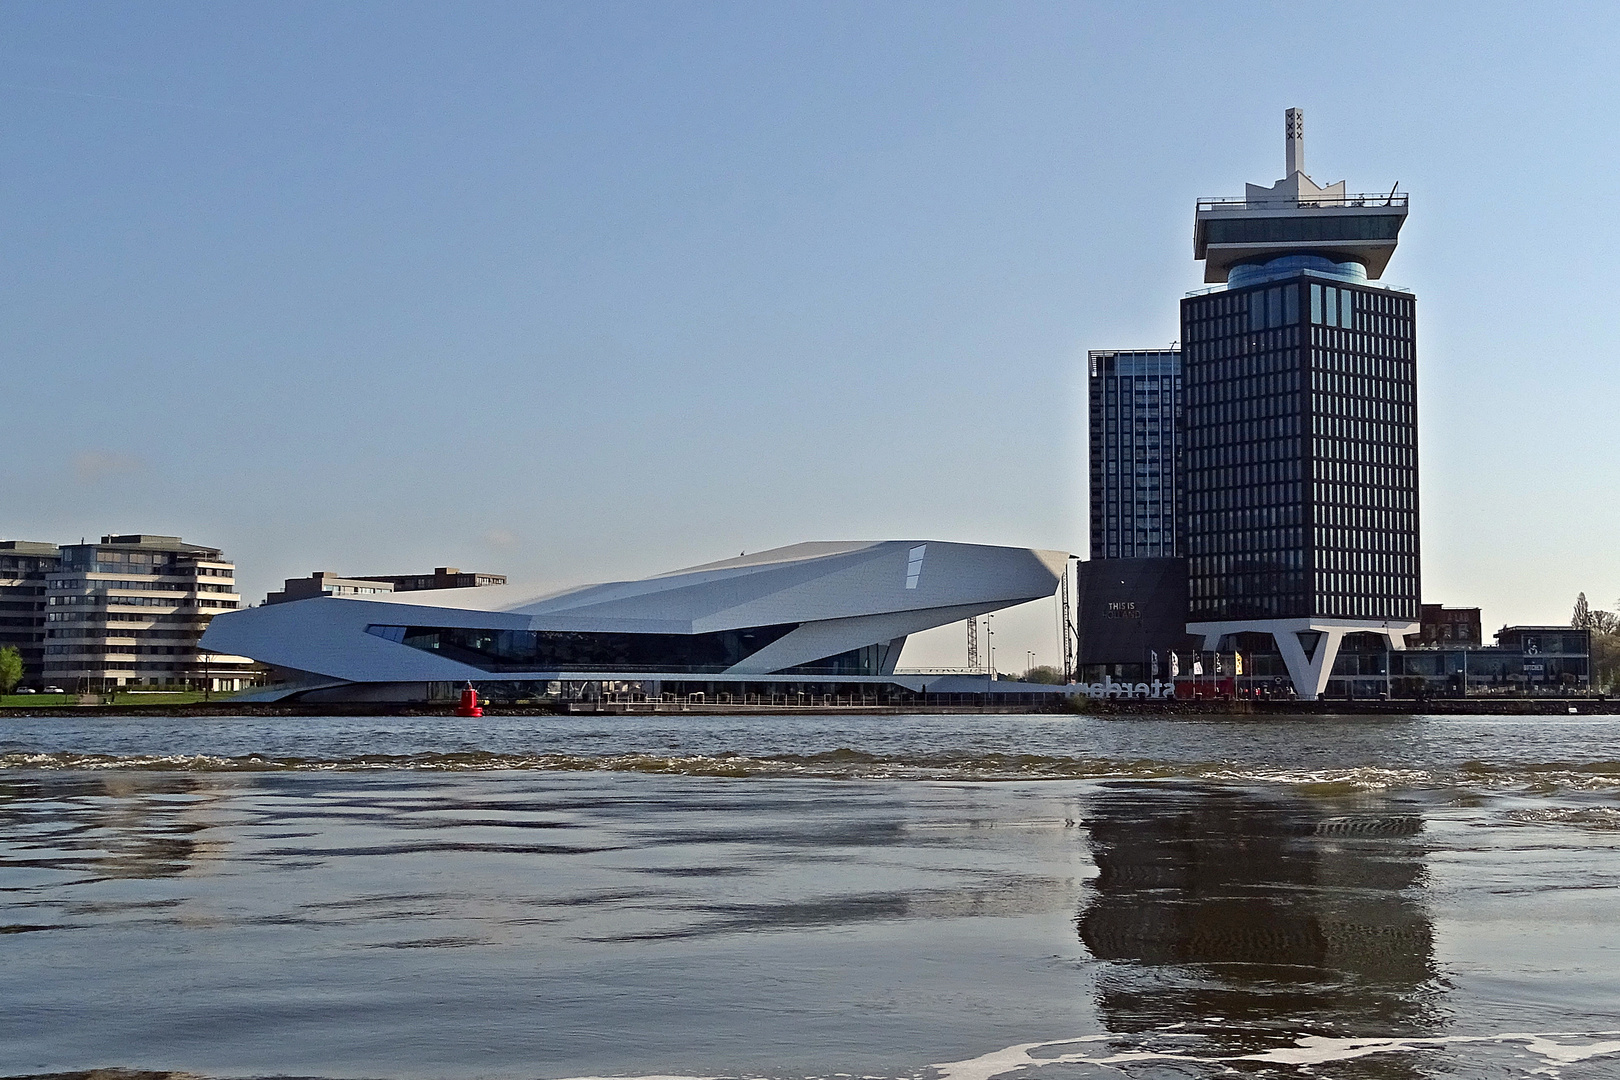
{"left": 202, "top": 540, "right": 1070, "bottom": 685}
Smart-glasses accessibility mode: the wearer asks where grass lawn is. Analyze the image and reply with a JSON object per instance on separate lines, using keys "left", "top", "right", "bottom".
{"left": 1, "top": 691, "right": 214, "bottom": 707}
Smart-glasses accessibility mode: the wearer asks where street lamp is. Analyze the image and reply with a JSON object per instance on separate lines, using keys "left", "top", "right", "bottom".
{"left": 986, "top": 615, "right": 995, "bottom": 679}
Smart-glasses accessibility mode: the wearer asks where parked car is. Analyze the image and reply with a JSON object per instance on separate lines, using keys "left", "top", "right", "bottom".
{"left": 42, "top": 685, "right": 64, "bottom": 694}
{"left": 15, "top": 687, "right": 37, "bottom": 694}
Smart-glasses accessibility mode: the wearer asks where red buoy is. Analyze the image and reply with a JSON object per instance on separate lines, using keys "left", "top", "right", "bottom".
{"left": 454, "top": 683, "right": 483, "bottom": 718}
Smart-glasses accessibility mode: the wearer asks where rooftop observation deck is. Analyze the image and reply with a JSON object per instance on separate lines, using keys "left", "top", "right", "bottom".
{"left": 1196, "top": 192, "right": 1408, "bottom": 213}
{"left": 1195, "top": 191, "right": 1408, "bottom": 283}
{"left": 1194, "top": 110, "right": 1408, "bottom": 283}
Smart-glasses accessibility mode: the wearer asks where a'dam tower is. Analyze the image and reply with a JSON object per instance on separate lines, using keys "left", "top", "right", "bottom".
{"left": 1182, "top": 108, "right": 1418, "bottom": 699}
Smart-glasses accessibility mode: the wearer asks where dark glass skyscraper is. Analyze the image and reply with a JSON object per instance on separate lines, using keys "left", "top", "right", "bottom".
{"left": 1181, "top": 109, "right": 1420, "bottom": 699}
{"left": 1087, "top": 349, "right": 1183, "bottom": 560}
{"left": 1181, "top": 279, "right": 1418, "bottom": 622}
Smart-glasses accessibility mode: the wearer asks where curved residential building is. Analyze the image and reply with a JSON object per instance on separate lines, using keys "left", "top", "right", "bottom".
{"left": 201, "top": 540, "right": 1071, "bottom": 703}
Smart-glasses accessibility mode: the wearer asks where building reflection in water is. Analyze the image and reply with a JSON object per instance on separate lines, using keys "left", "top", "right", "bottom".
{"left": 1078, "top": 782, "right": 1441, "bottom": 1061}
{"left": 0, "top": 772, "right": 213, "bottom": 882}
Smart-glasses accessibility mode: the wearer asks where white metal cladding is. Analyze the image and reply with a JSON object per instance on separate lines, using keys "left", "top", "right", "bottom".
{"left": 200, "top": 540, "right": 1070, "bottom": 684}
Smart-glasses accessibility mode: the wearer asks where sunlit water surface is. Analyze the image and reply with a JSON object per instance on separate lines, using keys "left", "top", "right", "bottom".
{"left": 3, "top": 711, "right": 1620, "bottom": 1079}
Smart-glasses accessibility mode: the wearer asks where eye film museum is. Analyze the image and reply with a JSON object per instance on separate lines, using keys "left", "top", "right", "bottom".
{"left": 201, "top": 541, "right": 1070, "bottom": 704}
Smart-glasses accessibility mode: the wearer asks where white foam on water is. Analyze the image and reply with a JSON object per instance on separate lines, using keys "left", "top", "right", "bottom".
{"left": 929, "top": 1036, "right": 1114, "bottom": 1080}
{"left": 922, "top": 1029, "right": 1620, "bottom": 1078}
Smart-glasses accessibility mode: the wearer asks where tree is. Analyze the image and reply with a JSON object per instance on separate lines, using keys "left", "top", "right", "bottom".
{"left": 0, "top": 646, "right": 22, "bottom": 695}
{"left": 1021, "top": 665, "right": 1065, "bottom": 684}
{"left": 1579, "top": 595, "right": 1620, "bottom": 693}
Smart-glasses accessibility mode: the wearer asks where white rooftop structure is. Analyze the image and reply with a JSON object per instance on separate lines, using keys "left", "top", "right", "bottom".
{"left": 1194, "top": 107, "right": 1408, "bottom": 284}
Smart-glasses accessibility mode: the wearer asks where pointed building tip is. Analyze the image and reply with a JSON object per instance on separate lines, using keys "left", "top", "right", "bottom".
{"left": 1285, "top": 107, "right": 1304, "bottom": 176}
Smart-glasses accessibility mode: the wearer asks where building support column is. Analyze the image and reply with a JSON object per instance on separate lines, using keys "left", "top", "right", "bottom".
{"left": 1187, "top": 618, "right": 1418, "bottom": 703}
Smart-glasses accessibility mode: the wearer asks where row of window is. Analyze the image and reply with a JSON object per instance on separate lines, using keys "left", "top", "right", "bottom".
{"left": 47, "top": 628, "right": 201, "bottom": 640}
{"left": 1184, "top": 328, "right": 1300, "bottom": 368}
{"left": 46, "top": 611, "right": 202, "bottom": 623}
{"left": 1314, "top": 594, "right": 1418, "bottom": 621}
{"left": 1187, "top": 439, "right": 1301, "bottom": 474}
{"left": 1313, "top": 437, "right": 1413, "bottom": 469}
{"left": 1187, "top": 522, "right": 1305, "bottom": 554}
{"left": 1088, "top": 352, "right": 1181, "bottom": 378}
{"left": 44, "top": 594, "right": 238, "bottom": 610}
{"left": 1191, "top": 456, "right": 1302, "bottom": 489}
{"left": 1191, "top": 390, "right": 1298, "bottom": 427}
{"left": 1311, "top": 325, "right": 1412, "bottom": 361}
{"left": 1315, "top": 522, "right": 1418, "bottom": 554}
{"left": 44, "top": 645, "right": 200, "bottom": 656}
{"left": 1188, "top": 549, "right": 1308, "bottom": 574}
{"left": 1191, "top": 482, "right": 1305, "bottom": 515}
{"left": 1183, "top": 280, "right": 1412, "bottom": 337}
{"left": 1310, "top": 366, "right": 1411, "bottom": 401}
{"left": 1310, "top": 414, "right": 1412, "bottom": 448}
{"left": 1315, "top": 482, "right": 1415, "bottom": 514}
{"left": 49, "top": 579, "right": 189, "bottom": 592}
{"left": 1312, "top": 394, "right": 1413, "bottom": 427}
{"left": 58, "top": 558, "right": 233, "bottom": 576}
{"left": 42, "top": 661, "right": 211, "bottom": 672}
{"left": 1315, "top": 503, "right": 1417, "bottom": 533}
{"left": 1189, "top": 368, "right": 1300, "bottom": 406}
{"left": 1315, "top": 459, "right": 1412, "bottom": 487}
{"left": 1316, "top": 550, "right": 1416, "bottom": 576}
{"left": 1189, "top": 417, "right": 1302, "bottom": 453}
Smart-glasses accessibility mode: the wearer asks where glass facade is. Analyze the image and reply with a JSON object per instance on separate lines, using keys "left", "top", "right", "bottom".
{"left": 1181, "top": 275, "right": 1419, "bottom": 622}
{"left": 1087, "top": 350, "right": 1183, "bottom": 560}
{"left": 367, "top": 623, "right": 901, "bottom": 677}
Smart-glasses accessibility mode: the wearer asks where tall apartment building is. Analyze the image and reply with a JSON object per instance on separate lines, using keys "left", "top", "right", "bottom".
{"left": 0, "top": 540, "right": 61, "bottom": 689}
{"left": 44, "top": 534, "right": 256, "bottom": 692}
{"left": 1086, "top": 349, "right": 1184, "bottom": 560}
{"left": 1181, "top": 109, "right": 1418, "bottom": 699}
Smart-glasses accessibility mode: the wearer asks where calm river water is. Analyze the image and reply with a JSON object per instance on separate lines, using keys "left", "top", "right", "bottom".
{"left": 3, "top": 711, "right": 1620, "bottom": 1079}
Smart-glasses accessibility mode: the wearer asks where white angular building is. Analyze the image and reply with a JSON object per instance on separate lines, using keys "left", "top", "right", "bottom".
{"left": 201, "top": 540, "right": 1071, "bottom": 703}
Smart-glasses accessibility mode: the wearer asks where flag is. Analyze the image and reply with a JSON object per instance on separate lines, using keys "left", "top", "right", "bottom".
{"left": 1150, "top": 650, "right": 1159, "bottom": 679}
{"left": 1214, "top": 654, "right": 1225, "bottom": 675}
{"left": 1192, "top": 658, "right": 1203, "bottom": 676}
{"left": 1234, "top": 652, "right": 1244, "bottom": 675}
{"left": 1169, "top": 652, "right": 1180, "bottom": 677}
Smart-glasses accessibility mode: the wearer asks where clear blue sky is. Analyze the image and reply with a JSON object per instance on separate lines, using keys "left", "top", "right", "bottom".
{"left": 4, "top": 2, "right": 1617, "bottom": 668}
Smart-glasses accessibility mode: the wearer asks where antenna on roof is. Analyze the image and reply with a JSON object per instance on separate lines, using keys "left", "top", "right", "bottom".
{"left": 1285, "top": 107, "right": 1304, "bottom": 176}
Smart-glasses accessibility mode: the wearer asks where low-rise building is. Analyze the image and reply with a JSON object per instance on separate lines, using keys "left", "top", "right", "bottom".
{"left": 1175, "top": 624, "right": 1590, "bottom": 699}
{"left": 1417, "top": 604, "right": 1482, "bottom": 646}
{"left": 1074, "top": 557, "right": 1200, "bottom": 685}
{"left": 356, "top": 567, "right": 506, "bottom": 592}
{"left": 265, "top": 572, "right": 395, "bottom": 605}
{"left": 0, "top": 540, "right": 61, "bottom": 689}
{"left": 43, "top": 534, "right": 256, "bottom": 693}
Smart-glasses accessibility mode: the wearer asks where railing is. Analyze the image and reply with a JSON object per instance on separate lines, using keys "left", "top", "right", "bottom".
{"left": 893, "top": 667, "right": 988, "bottom": 675}
{"left": 1183, "top": 270, "right": 1413, "bottom": 298}
{"left": 1197, "top": 192, "right": 1407, "bottom": 212}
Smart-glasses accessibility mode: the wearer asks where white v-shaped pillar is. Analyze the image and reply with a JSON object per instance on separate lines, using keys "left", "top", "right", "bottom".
{"left": 1187, "top": 618, "right": 1419, "bottom": 701}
